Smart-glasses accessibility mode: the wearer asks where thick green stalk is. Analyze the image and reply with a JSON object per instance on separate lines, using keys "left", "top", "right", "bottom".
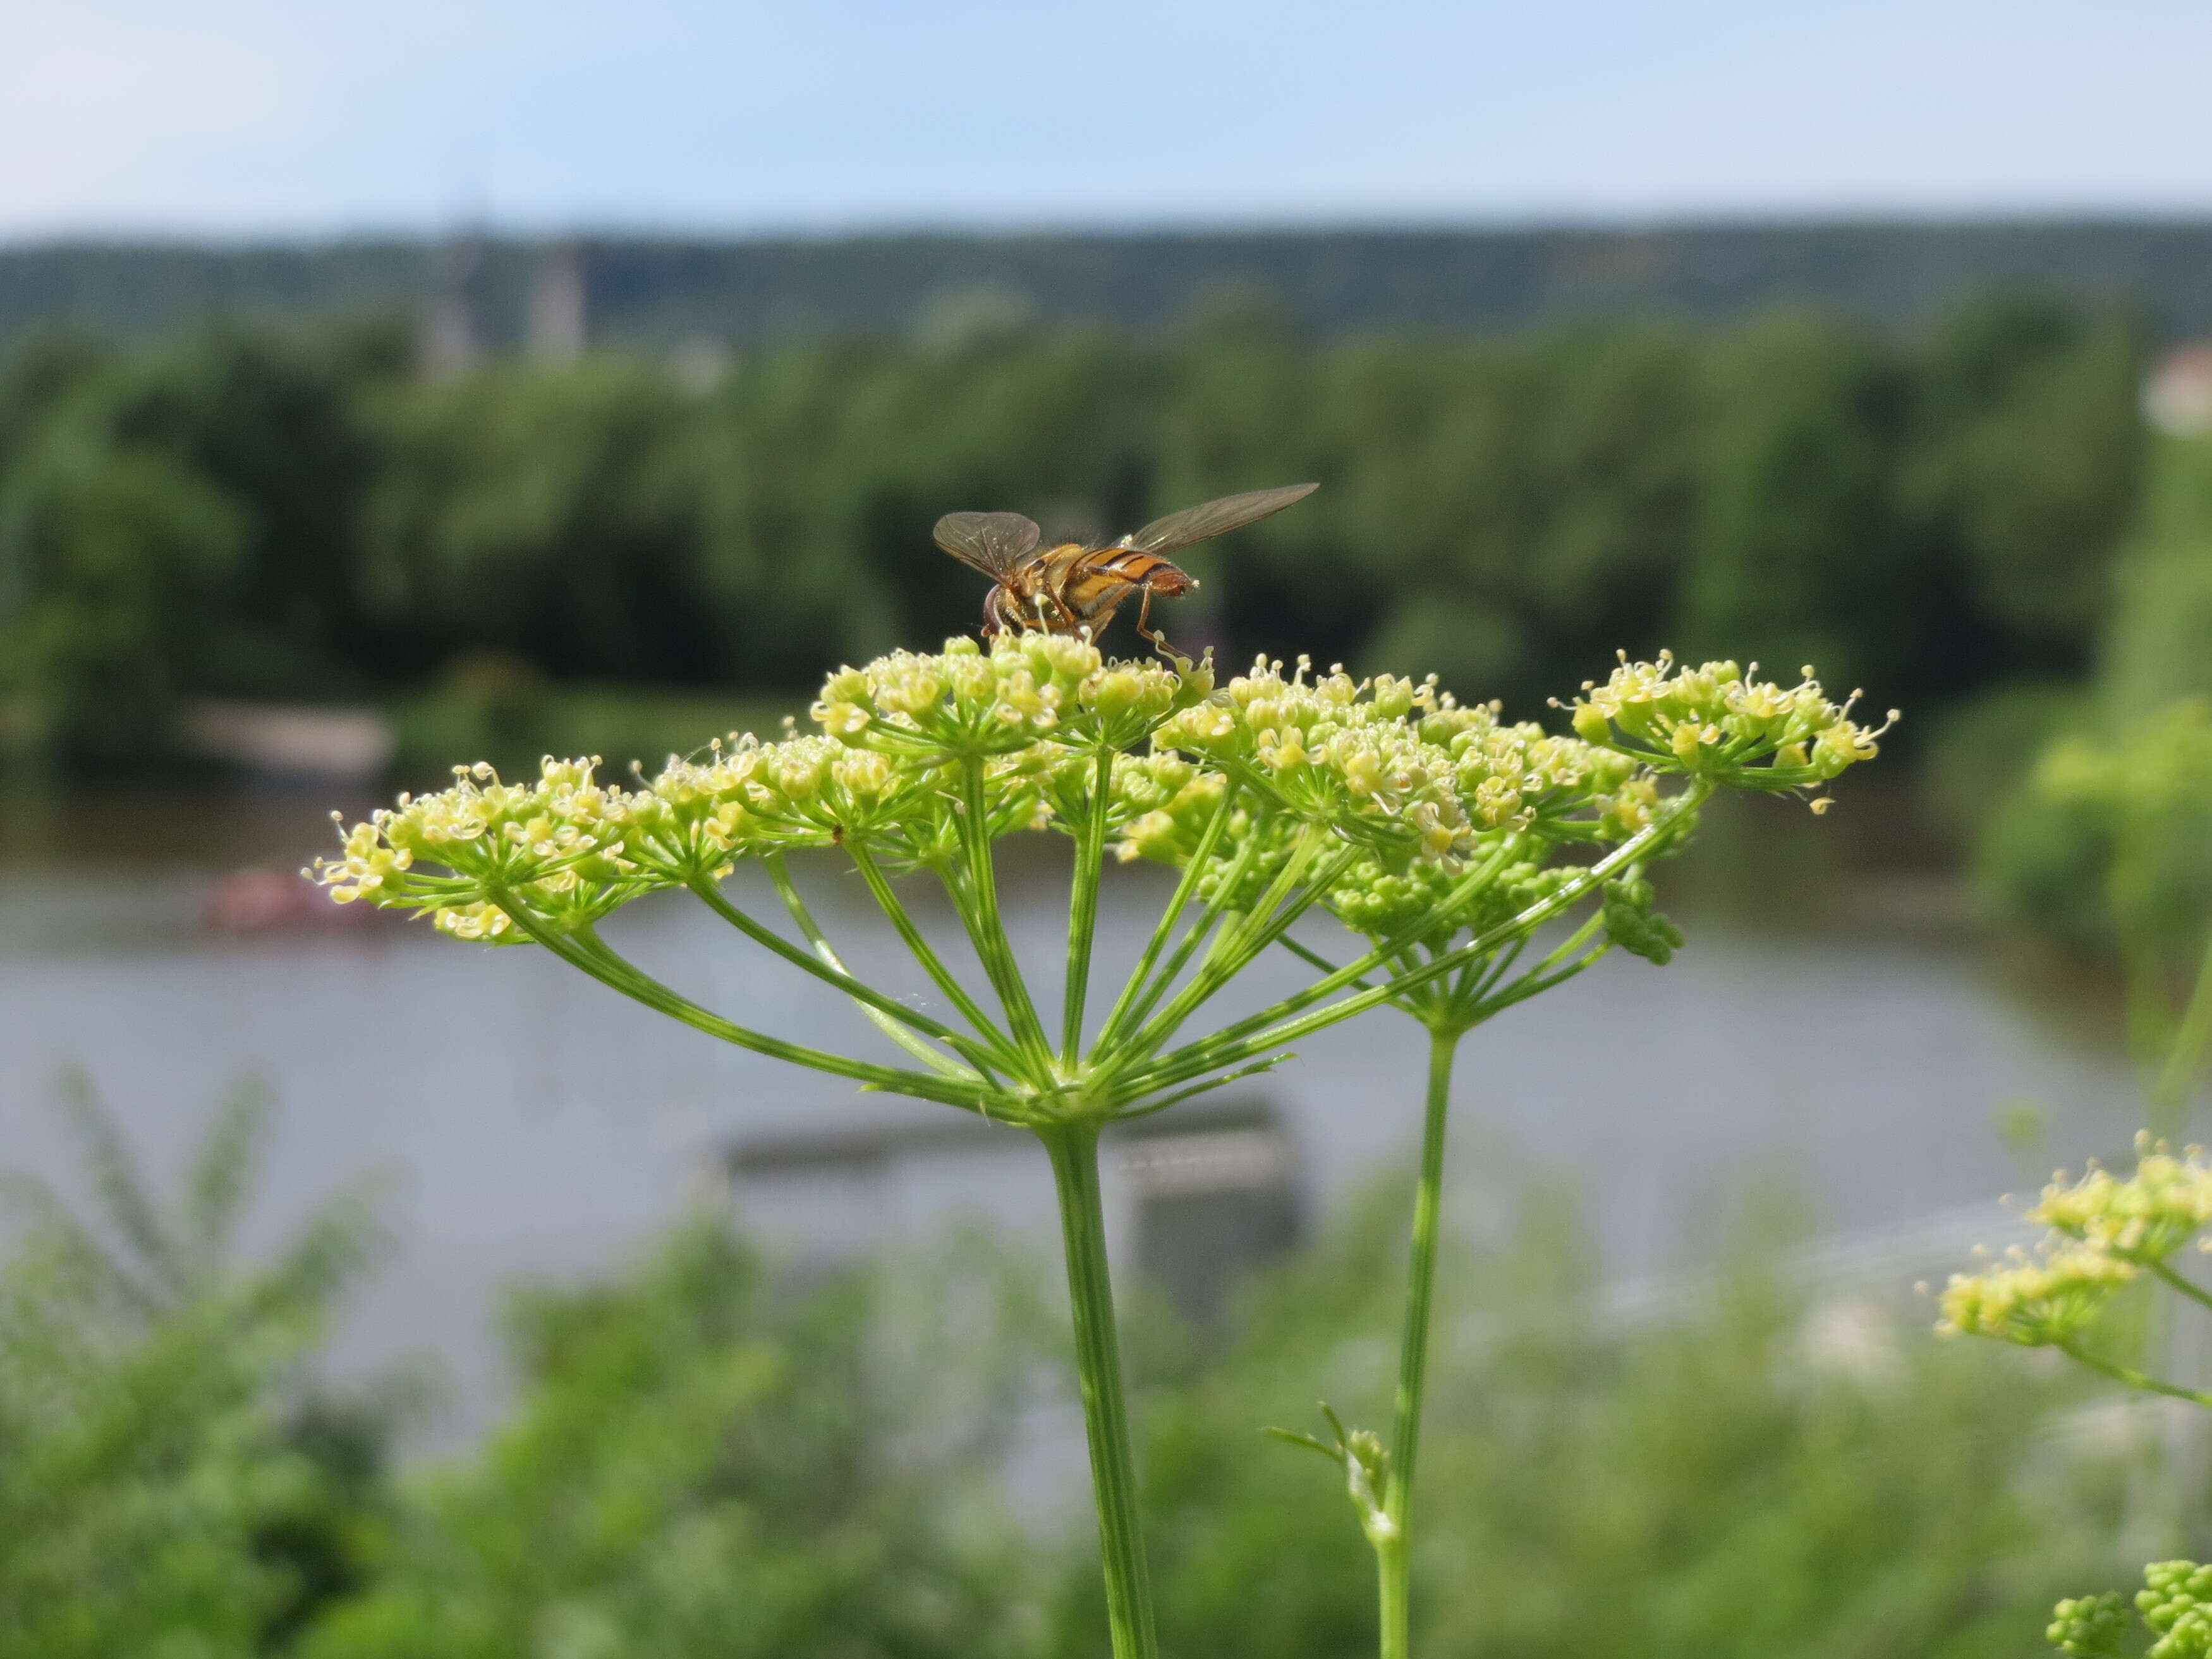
{"left": 1377, "top": 1542, "right": 1411, "bottom": 1659}
{"left": 1376, "top": 1027, "right": 1459, "bottom": 1659}
{"left": 1063, "top": 748, "right": 1115, "bottom": 1065}
{"left": 1038, "top": 1121, "right": 1158, "bottom": 1659}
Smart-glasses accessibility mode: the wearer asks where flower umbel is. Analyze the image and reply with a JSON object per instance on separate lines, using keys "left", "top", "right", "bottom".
{"left": 314, "top": 632, "right": 1879, "bottom": 1659}
{"left": 1937, "top": 1241, "right": 2137, "bottom": 1347}
{"left": 311, "top": 757, "right": 647, "bottom": 940}
{"left": 2031, "top": 1137, "right": 2212, "bottom": 1267}
{"left": 1568, "top": 650, "right": 1895, "bottom": 808}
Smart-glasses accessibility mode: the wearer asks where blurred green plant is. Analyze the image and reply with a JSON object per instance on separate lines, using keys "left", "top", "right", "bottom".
{"left": 1972, "top": 424, "right": 2212, "bottom": 963}
{"left": 0, "top": 1071, "right": 389, "bottom": 1658}
{"left": 2101, "top": 434, "right": 2212, "bottom": 720}
{"left": 1980, "top": 700, "right": 2212, "bottom": 1127}
{"left": 0, "top": 1064, "right": 2151, "bottom": 1659}
{"left": 1052, "top": 1176, "right": 2113, "bottom": 1659}
{"left": 302, "top": 1224, "right": 1050, "bottom": 1659}
{"left": 1945, "top": 678, "right": 2212, "bottom": 1649}
{"left": 1243, "top": 651, "right": 1885, "bottom": 1659}
{"left": 1942, "top": 1129, "right": 2212, "bottom": 1657}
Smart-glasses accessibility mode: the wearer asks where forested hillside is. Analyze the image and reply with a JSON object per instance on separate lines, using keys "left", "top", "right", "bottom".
{"left": 0, "top": 293, "right": 2144, "bottom": 777}
{"left": 5, "top": 219, "right": 2212, "bottom": 349}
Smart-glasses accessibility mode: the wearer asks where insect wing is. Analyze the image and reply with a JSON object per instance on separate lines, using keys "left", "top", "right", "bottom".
{"left": 933, "top": 511, "right": 1042, "bottom": 578}
{"left": 1121, "top": 482, "right": 1319, "bottom": 556}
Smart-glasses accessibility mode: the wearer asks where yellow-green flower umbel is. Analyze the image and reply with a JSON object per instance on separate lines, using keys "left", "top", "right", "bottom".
{"left": 315, "top": 633, "right": 1880, "bottom": 1659}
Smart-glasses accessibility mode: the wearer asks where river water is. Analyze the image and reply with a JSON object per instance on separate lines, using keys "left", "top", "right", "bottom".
{"left": 0, "top": 835, "right": 2148, "bottom": 1448}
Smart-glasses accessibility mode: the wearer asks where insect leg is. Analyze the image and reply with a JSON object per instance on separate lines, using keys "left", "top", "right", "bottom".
{"left": 1133, "top": 583, "right": 1175, "bottom": 658}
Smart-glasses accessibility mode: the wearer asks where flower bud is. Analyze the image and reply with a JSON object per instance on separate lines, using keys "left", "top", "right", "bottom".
{"left": 1088, "top": 669, "right": 1145, "bottom": 721}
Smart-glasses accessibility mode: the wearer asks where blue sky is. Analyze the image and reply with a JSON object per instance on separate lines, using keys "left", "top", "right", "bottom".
{"left": 4, "top": 0, "right": 2209, "bottom": 239}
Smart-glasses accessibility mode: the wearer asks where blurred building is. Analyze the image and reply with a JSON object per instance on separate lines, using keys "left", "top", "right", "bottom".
{"left": 419, "top": 234, "right": 489, "bottom": 380}
{"left": 528, "top": 240, "right": 589, "bottom": 365}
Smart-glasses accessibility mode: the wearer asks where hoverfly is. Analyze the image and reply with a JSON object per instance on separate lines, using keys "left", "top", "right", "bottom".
{"left": 933, "top": 483, "right": 1319, "bottom": 653}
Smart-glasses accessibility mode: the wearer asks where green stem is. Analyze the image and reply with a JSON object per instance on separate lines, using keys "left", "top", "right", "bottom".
{"left": 846, "top": 842, "right": 1026, "bottom": 1073}
{"left": 499, "top": 904, "right": 991, "bottom": 1112}
{"left": 1119, "top": 799, "right": 1696, "bottom": 1099}
{"left": 2150, "top": 1260, "right": 2212, "bottom": 1320}
{"left": 1038, "top": 1121, "right": 1158, "bottom": 1659}
{"left": 1107, "top": 897, "right": 1239, "bottom": 1059}
{"left": 956, "top": 758, "right": 1058, "bottom": 1074}
{"left": 1093, "top": 782, "right": 1240, "bottom": 1052}
{"left": 2149, "top": 924, "right": 2212, "bottom": 1136}
{"left": 1275, "top": 933, "right": 1378, "bottom": 993}
{"left": 1377, "top": 1026, "right": 1459, "bottom": 1659}
{"left": 1377, "top": 1540, "right": 1411, "bottom": 1659}
{"left": 686, "top": 872, "right": 988, "bottom": 1079}
{"left": 1126, "top": 834, "right": 1362, "bottom": 1062}
{"left": 1102, "top": 810, "right": 1273, "bottom": 1055}
{"left": 1063, "top": 748, "right": 1114, "bottom": 1066}
{"left": 2058, "top": 1339, "right": 2212, "bottom": 1409}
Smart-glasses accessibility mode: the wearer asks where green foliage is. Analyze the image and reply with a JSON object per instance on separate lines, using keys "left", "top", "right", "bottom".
{"left": 0, "top": 296, "right": 2146, "bottom": 776}
{"left": 0, "top": 1095, "right": 2148, "bottom": 1659}
{"left": 387, "top": 657, "right": 794, "bottom": 784}
{"left": 2105, "top": 434, "right": 2212, "bottom": 717}
{"left": 0, "top": 1074, "right": 389, "bottom": 1658}
{"left": 1677, "top": 309, "right": 1904, "bottom": 686}
{"left": 1968, "top": 427, "right": 2212, "bottom": 1035}
{"left": 1910, "top": 300, "right": 2144, "bottom": 643}
{"left": 0, "top": 319, "right": 404, "bottom": 769}
{"left": 1979, "top": 698, "right": 2212, "bottom": 1030}
{"left": 364, "top": 360, "right": 711, "bottom": 683}
{"left": 1052, "top": 1182, "right": 2108, "bottom": 1659}
{"left": 303, "top": 1225, "right": 1047, "bottom": 1659}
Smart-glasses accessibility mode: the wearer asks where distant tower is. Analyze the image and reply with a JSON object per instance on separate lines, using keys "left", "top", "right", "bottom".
{"left": 419, "top": 233, "right": 488, "bottom": 381}
{"left": 528, "top": 240, "right": 588, "bottom": 365}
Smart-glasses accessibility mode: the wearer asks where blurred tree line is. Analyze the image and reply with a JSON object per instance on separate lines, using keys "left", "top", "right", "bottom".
{"left": 0, "top": 292, "right": 2145, "bottom": 777}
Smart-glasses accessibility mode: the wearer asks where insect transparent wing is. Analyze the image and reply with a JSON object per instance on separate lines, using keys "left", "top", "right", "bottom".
{"left": 933, "top": 511, "right": 1042, "bottom": 578}
{"left": 1121, "top": 483, "right": 1320, "bottom": 556}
